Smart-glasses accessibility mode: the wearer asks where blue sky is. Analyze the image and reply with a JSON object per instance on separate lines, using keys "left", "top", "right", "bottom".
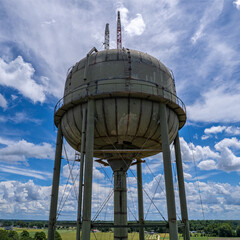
{"left": 0, "top": 0, "right": 240, "bottom": 221}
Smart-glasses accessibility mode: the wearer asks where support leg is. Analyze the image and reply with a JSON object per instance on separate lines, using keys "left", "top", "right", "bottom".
{"left": 174, "top": 133, "right": 190, "bottom": 240}
{"left": 137, "top": 162, "right": 145, "bottom": 240}
{"left": 48, "top": 125, "right": 63, "bottom": 240}
{"left": 159, "top": 103, "right": 178, "bottom": 240}
{"left": 76, "top": 108, "right": 87, "bottom": 240}
{"left": 81, "top": 99, "right": 95, "bottom": 240}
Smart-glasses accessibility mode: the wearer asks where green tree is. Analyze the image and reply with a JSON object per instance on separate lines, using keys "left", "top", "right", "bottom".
{"left": 17, "top": 221, "right": 28, "bottom": 228}
{"left": 0, "top": 230, "right": 10, "bottom": 240}
{"left": 8, "top": 231, "right": 19, "bottom": 240}
{"left": 218, "top": 223, "right": 233, "bottom": 237}
{"left": 205, "top": 222, "right": 220, "bottom": 236}
{"left": 20, "top": 231, "right": 29, "bottom": 238}
{"left": 34, "top": 232, "right": 46, "bottom": 240}
{"left": 3, "top": 221, "right": 12, "bottom": 227}
{"left": 55, "top": 231, "right": 62, "bottom": 240}
{"left": 236, "top": 225, "right": 240, "bottom": 237}
{"left": 20, "top": 230, "right": 32, "bottom": 240}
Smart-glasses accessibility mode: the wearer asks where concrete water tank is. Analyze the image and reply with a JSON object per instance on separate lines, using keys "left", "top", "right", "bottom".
{"left": 49, "top": 47, "right": 190, "bottom": 240}
{"left": 54, "top": 48, "right": 186, "bottom": 160}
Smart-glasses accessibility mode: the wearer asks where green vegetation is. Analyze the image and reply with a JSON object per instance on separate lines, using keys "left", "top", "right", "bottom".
{"left": 0, "top": 229, "right": 61, "bottom": 240}
{"left": 34, "top": 232, "right": 46, "bottom": 240}
{"left": 236, "top": 224, "right": 240, "bottom": 237}
{"left": 1, "top": 220, "right": 240, "bottom": 239}
{"left": 20, "top": 230, "right": 32, "bottom": 240}
{"left": 55, "top": 231, "right": 62, "bottom": 240}
{"left": 189, "top": 220, "right": 240, "bottom": 237}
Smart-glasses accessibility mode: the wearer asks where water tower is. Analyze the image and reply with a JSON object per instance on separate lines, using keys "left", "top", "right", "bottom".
{"left": 48, "top": 12, "right": 190, "bottom": 240}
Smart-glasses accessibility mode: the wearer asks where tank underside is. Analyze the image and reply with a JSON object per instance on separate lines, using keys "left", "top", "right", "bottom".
{"left": 60, "top": 97, "right": 179, "bottom": 160}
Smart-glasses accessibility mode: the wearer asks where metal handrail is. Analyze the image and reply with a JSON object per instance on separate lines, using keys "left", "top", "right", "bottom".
{"left": 54, "top": 79, "right": 186, "bottom": 114}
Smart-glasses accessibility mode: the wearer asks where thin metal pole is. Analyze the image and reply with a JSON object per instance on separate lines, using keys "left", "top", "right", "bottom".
{"left": 81, "top": 99, "right": 95, "bottom": 240}
{"left": 159, "top": 103, "right": 178, "bottom": 240}
{"left": 76, "top": 108, "right": 87, "bottom": 240}
{"left": 48, "top": 124, "right": 63, "bottom": 240}
{"left": 137, "top": 162, "right": 145, "bottom": 240}
{"left": 174, "top": 133, "right": 190, "bottom": 240}
{"left": 114, "top": 170, "right": 128, "bottom": 240}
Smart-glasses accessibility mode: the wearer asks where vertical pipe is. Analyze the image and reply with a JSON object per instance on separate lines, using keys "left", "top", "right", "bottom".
{"left": 48, "top": 124, "right": 63, "bottom": 240}
{"left": 114, "top": 170, "right": 128, "bottom": 240}
{"left": 81, "top": 99, "right": 95, "bottom": 240}
{"left": 137, "top": 162, "right": 145, "bottom": 240}
{"left": 174, "top": 133, "right": 190, "bottom": 240}
{"left": 159, "top": 103, "right": 179, "bottom": 240}
{"left": 76, "top": 108, "right": 87, "bottom": 240}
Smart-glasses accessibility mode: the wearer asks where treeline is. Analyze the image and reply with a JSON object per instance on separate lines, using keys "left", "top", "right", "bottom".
{"left": 98, "top": 220, "right": 240, "bottom": 237}
{"left": 1, "top": 219, "right": 240, "bottom": 237}
{"left": 189, "top": 220, "right": 240, "bottom": 237}
{"left": 0, "top": 220, "right": 77, "bottom": 229}
{"left": 0, "top": 230, "right": 61, "bottom": 240}
{"left": 0, "top": 220, "right": 48, "bottom": 229}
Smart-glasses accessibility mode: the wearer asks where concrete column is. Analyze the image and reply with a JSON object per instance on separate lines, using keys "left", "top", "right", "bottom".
{"left": 137, "top": 162, "right": 145, "bottom": 240}
{"left": 159, "top": 103, "right": 178, "bottom": 240}
{"left": 76, "top": 108, "right": 87, "bottom": 240}
{"left": 48, "top": 125, "right": 63, "bottom": 240}
{"left": 174, "top": 133, "right": 190, "bottom": 240}
{"left": 114, "top": 170, "right": 128, "bottom": 240}
{"left": 81, "top": 99, "right": 95, "bottom": 240}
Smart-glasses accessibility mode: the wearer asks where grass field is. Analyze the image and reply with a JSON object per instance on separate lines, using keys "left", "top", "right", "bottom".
{"left": 57, "top": 231, "right": 169, "bottom": 240}
{"left": 15, "top": 228, "right": 160, "bottom": 239}
{"left": 14, "top": 228, "right": 169, "bottom": 239}
{"left": 13, "top": 228, "right": 240, "bottom": 240}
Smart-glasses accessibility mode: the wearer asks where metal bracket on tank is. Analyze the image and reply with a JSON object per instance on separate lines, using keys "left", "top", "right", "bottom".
{"left": 95, "top": 158, "right": 109, "bottom": 166}
{"left": 131, "top": 157, "right": 145, "bottom": 166}
{"left": 94, "top": 154, "right": 146, "bottom": 167}
{"left": 84, "top": 47, "right": 98, "bottom": 81}
{"left": 122, "top": 48, "right": 132, "bottom": 90}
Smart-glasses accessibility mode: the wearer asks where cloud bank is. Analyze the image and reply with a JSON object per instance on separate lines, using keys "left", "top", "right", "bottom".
{"left": 0, "top": 137, "right": 54, "bottom": 164}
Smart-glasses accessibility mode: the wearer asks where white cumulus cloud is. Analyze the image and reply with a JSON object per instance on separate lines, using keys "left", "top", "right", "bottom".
{"left": 202, "top": 125, "right": 240, "bottom": 140}
{"left": 194, "top": 137, "right": 240, "bottom": 172}
{"left": 0, "top": 180, "right": 51, "bottom": 217}
{"left": 179, "top": 137, "right": 240, "bottom": 173}
{"left": 187, "top": 84, "right": 240, "bottom": 122}
{"left": 142, "top": 172, "right": 240, "bottom": 219}
{"left": 201, "top": 135, "right": 210, "bottom": 140}
{"left": 179, "top": 137, "right": 219, "bottom": 162}
{"left": 184, "top": 172, "right": 192, "bottom": 180}
{"left": 214, "top": 137, "right": 240, "bottom": 171}
{"left": 233, "top": 0, "right": 240, "bottom": 10}
{"left": 125, "top": 14, "right": 146, "bottom": 37}
{"left": 0, "top": 137, "right": 54, "bottom": 164}
{"left": 204, "top": 126, "right": 226, "bottom": 134}
{"left": 225, "top": 126, "right": 240, "bottom": 135}
{"left": 116, "top": 5, "right": 146, "bottom": 37}
{"left": 185, "top": 181, "right": 240, "bottom": 219}
{"left": 198, "top": 160, "right": 217, "bottom": 170}
{"left": 0, "top": 56, "right": 47, "bottom": 103}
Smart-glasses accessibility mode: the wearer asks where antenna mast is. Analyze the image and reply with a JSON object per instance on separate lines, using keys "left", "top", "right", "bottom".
{"left": 104, "top": 23, "right": 109, "bottom": 50}
{"left": 117, "top": 11, "right": 122, "bottom": 49}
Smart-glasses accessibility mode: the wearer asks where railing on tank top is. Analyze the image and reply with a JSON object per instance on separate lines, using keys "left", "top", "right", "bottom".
{"left": 54, "top": 78, "right": 186, "bottom": 115}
